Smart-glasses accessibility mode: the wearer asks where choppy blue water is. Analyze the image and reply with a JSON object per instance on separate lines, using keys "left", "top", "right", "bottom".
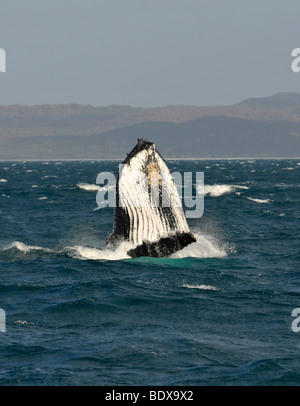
{"left": 0, "top": 159, "right": 300, "bottom": 386}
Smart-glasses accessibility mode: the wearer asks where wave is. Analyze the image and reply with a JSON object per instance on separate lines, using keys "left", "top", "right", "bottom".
{"left": 1, "top": 232, "right": 228, "bottom": 261}
{"left": 77, "top": 183, "right": 102, "bottom": 192}
{"left": 2, "top": 241, "right": 51, "bottom": 253}
{"left": 14, "top": 320, "right": 30, "bottom": 326}
{"left": 77, "top": 183, "right": 115, "bottom": 192}
{"left": 0, "top": 179, "right": 7, "bottom": 183}
{"left": 247, "top": 197, "right": 270, "bottom": 204}
{"left": 67, "top": 242, "right": 133, "bottom": 261}
{"left": 67, "top": 234, "right": 227, "bottom": 261}
{"left": 199, "top": 184, "right": 249, "bottom": 197}
{"left": 68, "top": 233, "right": 227, "bottom": 261}
{"left": 1, "top": 240, "right": 131, "bottom": 261}
{"left": 182, "top": 284, "right": 219, "bottom": 291}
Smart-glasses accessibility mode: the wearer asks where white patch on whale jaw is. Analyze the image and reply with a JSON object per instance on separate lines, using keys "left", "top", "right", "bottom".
{"left": 107, "top": 139, "right": 195, "bottom": 257}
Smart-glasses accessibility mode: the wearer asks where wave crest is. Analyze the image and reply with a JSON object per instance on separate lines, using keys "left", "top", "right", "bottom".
{"left": 77, "top": 183, "right": 115, "bottom": 192}
{"left": 77, "top": 183, "right": 102, "bottom": 192}
{"left": 247, "top": 197, "right": 270, "bottom": 204}
{"left": 199, "top": 184, "right": 248, "bottom": 197}
{"left": 67, "top": 242, "right": 133, "bottom": 261}
{"left": 182, "top": 284, "right": 219, "bottom": 291}
{"left": 3, "top": 241, "right": 51, "bottom": 253}
{"left": 1, "top": 232, "right": 228, "bottom": 261}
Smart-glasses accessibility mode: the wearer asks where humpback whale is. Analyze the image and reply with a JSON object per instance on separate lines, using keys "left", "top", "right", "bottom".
{"left": 107, "top": 138, "right": 196, "bottom": 258}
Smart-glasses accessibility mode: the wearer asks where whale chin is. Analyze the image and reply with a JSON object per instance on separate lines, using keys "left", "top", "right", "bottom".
{"left": 107, "top": 138, "right": 196, "bottom": 258}
{"left": 126, "top": 232, "right": 196, "bottom": 258}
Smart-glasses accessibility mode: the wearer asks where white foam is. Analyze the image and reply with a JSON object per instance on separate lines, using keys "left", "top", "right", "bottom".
{"left": 247, "top": 197, "right": 270, "bottom": 204}
{"left": 182, "top": 284, "right": 219, "bottom": 291}
{"left": 32, "top": 185, "right": 38, "bottom": 188}
{"left": 199, "top": 184, "right": 248, "bottom": 197}
{"left": 2, "top": 232, "right": 228, "bottom": 262}
{"left": 38, "top": 196, "right": 48, "bottom": 200}
{"left": 4, "top": 241, "right": 50, "bottom": 253}
{"left": 15, "top": 320, "right": 29, "bottom": 325}
{"left": 0, "top": 179, "right": 7, "bottom": 183}
{"left": 68, "top": 241, "right": 133, "bottom": 261}
{"left": 68, "top": 230, "right": 229, "bottom": 261}
{"left": 77, "top": 183, "right": 113, "bottom": 192}
{"left": 171, "top": 233, "right": 227, "bottom": 259}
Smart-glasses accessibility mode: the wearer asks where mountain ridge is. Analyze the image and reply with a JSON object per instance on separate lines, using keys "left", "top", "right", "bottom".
{"left": 1, "top": 92, "right": 300, "bottom": 140}
{"left": 1, "top": 93, "right": 300, "bottom": 159}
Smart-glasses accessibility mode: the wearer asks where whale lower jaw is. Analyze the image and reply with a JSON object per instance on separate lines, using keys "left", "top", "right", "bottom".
{"left": 126, "top": 232, "right": 196, "bottom": 258}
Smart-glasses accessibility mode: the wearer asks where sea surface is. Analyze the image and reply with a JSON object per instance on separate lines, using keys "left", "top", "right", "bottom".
{"left": 0, "top": 159, "right": 300, "bottom": 386}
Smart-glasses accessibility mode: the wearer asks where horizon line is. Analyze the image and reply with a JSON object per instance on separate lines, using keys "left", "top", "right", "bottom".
{"left": 1, "top": 157, "right": 300, "bottom": 162}
{"left": 0, "top": 91, "right": 299, "bottom": 110}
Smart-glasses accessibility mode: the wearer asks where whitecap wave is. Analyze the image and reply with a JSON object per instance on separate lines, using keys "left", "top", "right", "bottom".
{"left": 182, "top": 284, "right": 219, "bottom": 291}
{"left": 67, "top": 241, "right": 133, "bottom": 261}
{"left": 199, "top": 184, "right": 248, "bottom": 197}
{"left": 67, "top": 231, "right": 228, "bottom": 261}
{"left": 77, "top": 183, "right": 115, "bottom": 192}
{"left": 0, "top": 179, "right": 7, "bottom": 183}
{"left": 3, "top": 241, "right": 51, "bottom": 253}
{"left": 247, "top": 197, "right": 270, "bottom": 204}
{"left": 77, "top": 183, "right": 102, "bottom": 192}
{"left": 2, "top": 233, "right": 228, "bottom": 262}
{"left": 15, "top": 320, "right": 29, "bottom": 325}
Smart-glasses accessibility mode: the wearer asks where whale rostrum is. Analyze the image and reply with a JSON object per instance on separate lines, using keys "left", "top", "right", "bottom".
{"left": 107, "top": 138, "right": 196, "bottom": 257}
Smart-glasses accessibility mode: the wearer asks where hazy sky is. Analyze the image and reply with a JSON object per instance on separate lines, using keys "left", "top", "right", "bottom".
{"left": 0, "top": 0, "right": 300, "bottom": 107}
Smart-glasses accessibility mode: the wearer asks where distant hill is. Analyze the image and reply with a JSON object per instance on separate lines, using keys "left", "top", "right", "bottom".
{"left": 1, "top": 116, "right": 300, "bottom": 159}
{"left": 235, "top": 92, "right": 300, "bottom": 108}
{"left": 1, "top": 93, "right": 300, "bottom": 159}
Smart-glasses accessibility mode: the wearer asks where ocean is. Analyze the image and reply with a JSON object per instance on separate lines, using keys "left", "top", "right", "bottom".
{"left": 0, "top": 158, "right": 300, "bottom": 386}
